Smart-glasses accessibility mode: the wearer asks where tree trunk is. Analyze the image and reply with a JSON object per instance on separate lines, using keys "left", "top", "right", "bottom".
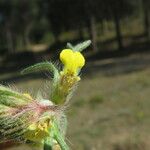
{"left": 53, "top": 31, "right": 60, "bottom": 44}
{"left": 23, "top": 31, "right": 30, "bottom": 50}
{"left": 113, "top": 11, "right": 123, "bottom": 51}
{"left": 100, "top": 21, "right": 104, "bottom": 35}
{"left": 5, "top": 24, "right": 14, "bottom": 53}
{"left": 6, "top": 28, "right": 14, "bottom": 53}
{"left": 78, "top": 24, "right": 84, "bottom": 40}
{"left": 23, "top": 23, "right": 33, "bottom": 49}
{"left": 142, "top": 0, "right": 150, "bottom": 40}
{"left": 90, "top": 16, "right": 98, "bottom": 52}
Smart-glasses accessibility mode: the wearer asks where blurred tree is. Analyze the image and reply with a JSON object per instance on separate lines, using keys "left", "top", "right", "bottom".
{"left": 141, "top": 0, "right": 150, "bottom": 40}
{"left": 105, "top": 0, "right": 134, "bottom": 50}
{"left": 0, "top": 0, "right": 143, "bottom": 55}
{"left": 45, "top": 0, "right": 134, "bottom": 51}
{"left": 0, "top": 0, "right": 42, "bottom": 53}
{"left": 84, "top": 0, "right": 100, "bottom": 52}
{"left": 40, "top": 0, "right": 67, "bottom": 43}
{"left": 16, "top": 0, "right": 39, "bottom": 47}
{"left": 42, "top": 0, "right": 102, "bottom": 51}
{"left": 0, "top": 0, "right": 17, "bottom": 52}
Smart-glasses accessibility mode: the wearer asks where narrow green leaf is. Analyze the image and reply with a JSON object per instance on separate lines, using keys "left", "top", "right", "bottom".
{"left": 66, "top": 40, "right": 91, "bottom": 52}
{"left": 66, "top": 43, "right": 74, "bottom": 49}
{"left": 21, "top": 62, "right": 59, "bottom": 82}
{"left": 73, "top": 40, "right": 91, "bottom": 52}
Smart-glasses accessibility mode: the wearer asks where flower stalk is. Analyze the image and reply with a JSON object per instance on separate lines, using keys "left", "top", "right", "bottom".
{"left": 0, "top": 40, "right": 91, "bottom": 150}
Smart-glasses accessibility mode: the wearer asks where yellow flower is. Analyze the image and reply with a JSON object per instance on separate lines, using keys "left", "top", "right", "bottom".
{"left": 60, "top": 49, "right": 85, "bottom": 76}
{"left": 24, "top": 119, "right": 51, "bottom": 142}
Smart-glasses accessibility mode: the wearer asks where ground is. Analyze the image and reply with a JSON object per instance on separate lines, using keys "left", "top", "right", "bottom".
{"left": 1, "top": 51, "right": 150, "bottom": 150}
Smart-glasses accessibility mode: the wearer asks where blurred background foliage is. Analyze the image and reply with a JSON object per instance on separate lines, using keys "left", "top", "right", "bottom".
{"left": 0, "top": 0, "right": 149, "bottom": 54}
{"left": 0, "top": 0, "right": 150, "bottom": 150}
